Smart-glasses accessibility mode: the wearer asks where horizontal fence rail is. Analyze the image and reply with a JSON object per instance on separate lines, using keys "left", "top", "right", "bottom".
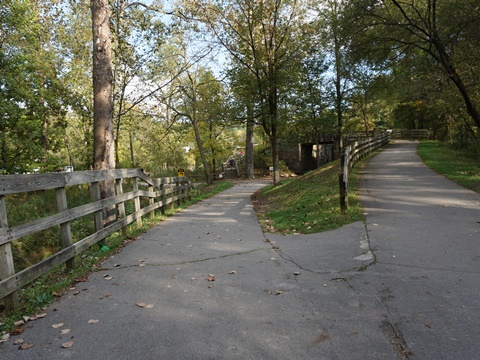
{"left": 0, "top": 169, "right": 192, "bottom": 312}
{"left": 391, "top": 129, "right": 430, "bottom": 140}
{"left": 339, "top": 133, "right": 391, "bottom": 213}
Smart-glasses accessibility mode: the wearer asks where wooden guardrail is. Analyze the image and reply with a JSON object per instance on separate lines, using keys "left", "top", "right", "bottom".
{"left": 391, "top": 129, "right": 430, "bottom": 140}
{"left": 0, "top": 169, "right": 192, "bottom": 312}
{"left": 339, "top": 133, "right": 390, "bottom": 213}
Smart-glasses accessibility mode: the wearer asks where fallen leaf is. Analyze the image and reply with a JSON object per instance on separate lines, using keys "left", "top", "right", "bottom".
{"left": 190, "top": 277, "right": 197, "bottom": 281}
{"left": 104, "top": 276, "right": 112, "bottom": 281}
{"left": 293, "top": 272, "right": 300, "bottom": 276}
{"left": 62, "top": 341, "right": 75, "bottom": 348}
{"left": 269, "top": 257, "right": 276, "bottom": 261}
{"left": 13, "top": 338, "right": 24, "bottom": 345}
{"left": 19, "top": 343, "right": 34, "bottom": 350}
{"left": 135, "top": 302, "right": 154, "bottom": 309}
{"left": 11, "top": 327, "right": 25, "bottom": 335}
{"left": 207, "top": 275, "right": 215, "bottom": 282}
{"left": 0, "top": 333, "right": 10, "bottom": 343}
{"left": 425, "top": 323, "right": 432, "bottom": 328}
{"left": 88, "top": 319, "right": 99, "bottom": 324}
{"left": 14, "top": 320, "right": 25, "bottom": 327}
{"left": 99, "top": 293, "right": 112, "bottom": 299}
{"left": 52, "top": 323, "right": 64, "bottom": 329}
{"left": 229, "top": 270, "right": 237, "bottom": 274}
{"left": 61, "top": 329, "right": 71, "bottom": 335}
{"left": 275, "top": 290, "right": 283, "bottom": 295}
{"left": 74, "top": 277, "right": 88, "bottom": 283}
{"left": 36, "top": 313, "right": 47, "bottom": 319}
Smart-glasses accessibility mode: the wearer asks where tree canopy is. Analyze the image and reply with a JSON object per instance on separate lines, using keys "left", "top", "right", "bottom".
{"left": 1, "top": 0, "right": 479, "bottom": 176}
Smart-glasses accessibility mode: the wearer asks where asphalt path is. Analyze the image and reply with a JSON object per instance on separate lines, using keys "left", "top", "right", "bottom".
{"left": 1, "top": 140, "right": 479, "bottom": 359}
{"left": 357, "top": 140, "right": 480, "bottom": 359}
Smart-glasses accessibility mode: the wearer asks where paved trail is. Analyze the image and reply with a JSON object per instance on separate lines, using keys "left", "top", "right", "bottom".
{"left": 1, "top": 141, "right": 479, "bottom": 359}
{"left": 357, "top": 141, "right": 480, "bottom": 359}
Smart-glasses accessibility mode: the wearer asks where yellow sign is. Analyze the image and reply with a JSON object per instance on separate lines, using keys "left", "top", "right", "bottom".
{"left": 177, "top": 168, "right": 185, "bottom": 177}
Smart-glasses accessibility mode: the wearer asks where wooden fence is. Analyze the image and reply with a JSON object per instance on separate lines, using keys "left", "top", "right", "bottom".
{"left": 391, "top": 129, "right": 430, "bottom": 140}
{"left": 339, "top": 133, "right": 391, "bottom": 213}
{"left": 0, "top": 169, "right": 192, "bottom": 312}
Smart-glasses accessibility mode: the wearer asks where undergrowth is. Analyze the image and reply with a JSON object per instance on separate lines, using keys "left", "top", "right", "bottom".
{"left": 253, "top": 155, "right": 371, "bottom": 234}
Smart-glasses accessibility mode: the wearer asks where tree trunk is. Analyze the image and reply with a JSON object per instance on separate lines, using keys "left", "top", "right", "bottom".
{"left": 434, "top": 38, "right": 480, "bottom": 129}
{"left": 245, "top": 102, "right": 255, "bottom": 179}
{"left": 192, "top": 116, "right": 212, "bottom": 185}
{"left": 92, "top": 0, "right": 115, "bottom": 224}
{"left": 269, "top": 66, "right": 280, "bottom": 185}
{"left": 129, "top": 130, "right": 135, "bottom": 167}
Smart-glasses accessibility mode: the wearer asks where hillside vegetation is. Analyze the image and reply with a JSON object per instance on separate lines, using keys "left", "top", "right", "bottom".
{"left": 254, "top": 140, "right": 480, "bottom": 235}
{"left": 253, "top": 159, "right": 364, "bottom": 234}
{"left": 417, "top": 141, "right": 480, "bottom": 193}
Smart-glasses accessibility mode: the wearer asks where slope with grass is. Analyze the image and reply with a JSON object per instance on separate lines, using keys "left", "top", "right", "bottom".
{"left": 252, "top": 159, "right": 364, "bottom": 234}
{"left": 417, "top": 141, "right": 480, "bottom": 193}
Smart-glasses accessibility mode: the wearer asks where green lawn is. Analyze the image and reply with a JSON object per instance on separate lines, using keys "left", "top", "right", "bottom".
{"left": 253, "top": 159, "right": 365, "bottom": 234}
{"left": 417, "top": 141, "right": 480, "bottom": 193}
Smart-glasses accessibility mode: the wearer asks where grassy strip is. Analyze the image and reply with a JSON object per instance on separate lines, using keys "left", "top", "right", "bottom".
{"left": 253, "top": 158, "right": 368, "bottom": 234}
{"left": 0, "top": 181, "right": 234, "bottom": 334}
{"left": 417, "top": 141, "right": 480, "bottom": 193}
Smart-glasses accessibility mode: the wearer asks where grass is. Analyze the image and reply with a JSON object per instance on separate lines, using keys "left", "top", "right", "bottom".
{"left": 253, "top": 158, "right": 368, "bottom": 234}
{"left": 0, "top": 181, "right": 234, "bottom": 334}
{"left": 417, "top": 141, "right": 480, "bottom": 193}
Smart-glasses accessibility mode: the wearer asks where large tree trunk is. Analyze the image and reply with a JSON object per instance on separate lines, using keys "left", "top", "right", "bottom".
{"left": 192, "top": 116, "right": 212, "bottom": 185}
{"left": 92, "top": 0, "right": 115, "bottom": 224}
{"left": 433, "top": 36, "right": 480, "bottom": 130}
{"left": 269, "top": 65, "right": 280, "bottom": 185}
{"left": 245, "top": 102, "right": 255, "bottom": 179}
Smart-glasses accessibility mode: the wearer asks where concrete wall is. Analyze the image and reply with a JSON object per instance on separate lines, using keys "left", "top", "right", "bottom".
{"left": 279, "top": 143, "right": 336, "bottom": 175}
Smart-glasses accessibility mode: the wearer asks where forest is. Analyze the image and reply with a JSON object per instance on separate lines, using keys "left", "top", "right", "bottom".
{"left": 1, "top": 0, "right": 479, "bottom": 184}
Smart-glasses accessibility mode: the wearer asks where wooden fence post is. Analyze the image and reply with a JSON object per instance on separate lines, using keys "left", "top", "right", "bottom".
{"left": 115, "top": 178, "right": 127, "bottom": 236}
{"left": 181, "top": 179, "right": 186, "bottom": 204}
{"left": 133, "top": 178, "right": 142, "bottom": 228}
{"left": 160, "top": 183, "right": 166, "bottom": 215}
{"left": 55, "top": 187, "right": 74, "bottom": 270}
{"left": 0, "top": 196, "right": 18, "bottom": 312}
{"left": 91, "top": 182, "right": 103, "bottom": 232}
{"left": 339, "top": 146, "right": 348, "bottom": 215}
{"left": 149, "top": 184, "right": 155, "bottom": 220}
{"left": 176, "top": 178, "right": 181, "bottom": 207}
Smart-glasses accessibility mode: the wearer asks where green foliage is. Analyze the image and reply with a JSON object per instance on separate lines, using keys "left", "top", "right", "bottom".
{"left": 254, "top": 159, "right": 364, "bottom": 234}
{"left": 417, "top": 141, "right": 480, "bottom": 193}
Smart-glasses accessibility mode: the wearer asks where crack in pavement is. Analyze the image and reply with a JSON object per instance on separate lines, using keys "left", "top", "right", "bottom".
{"left": 381, "top": 320, "right": 411, "bottom": 359}
{"left": 376, "top": 261, "right": 480, "bottom": 274}
{"left": 101, "top": 248, "right": 267, "bottom": 270}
